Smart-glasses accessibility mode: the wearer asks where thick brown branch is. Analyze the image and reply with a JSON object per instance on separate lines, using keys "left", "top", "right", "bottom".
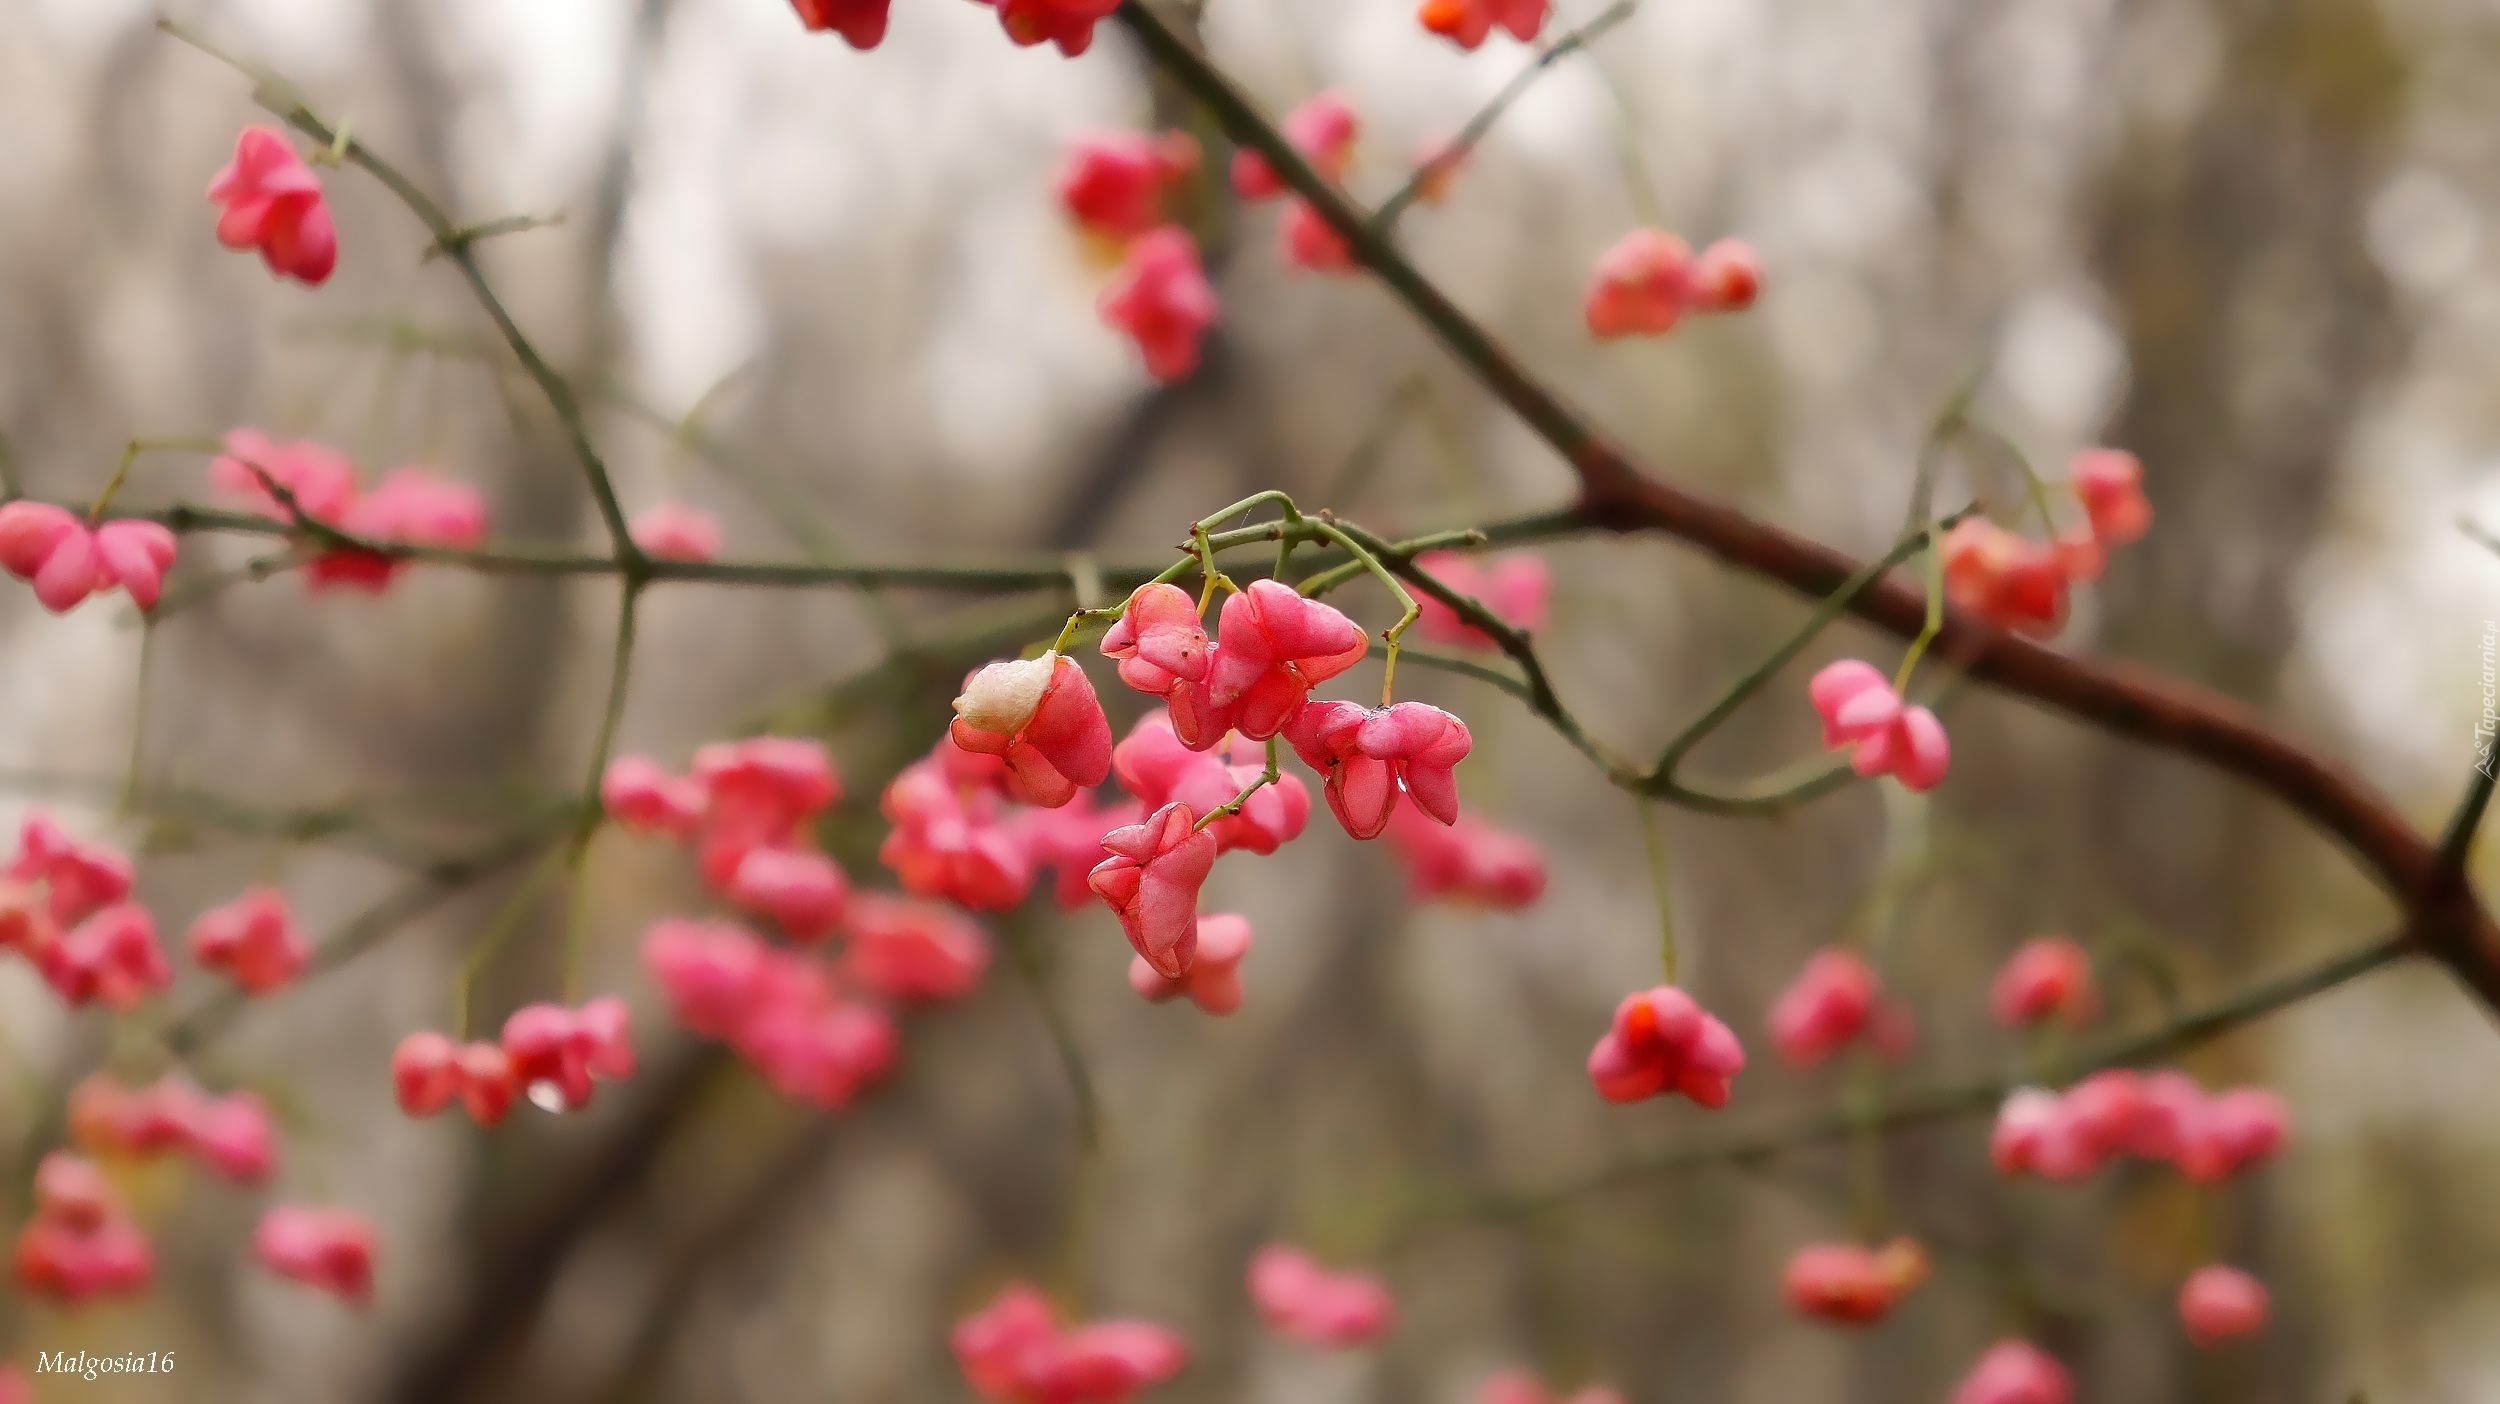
{"left": 1113, "top": 0, "right": 2500, "bottom": 1011}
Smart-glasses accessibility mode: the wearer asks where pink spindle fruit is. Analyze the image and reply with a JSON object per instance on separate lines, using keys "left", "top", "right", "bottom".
{"left": 2178, "top": 1265, "right": 2269, "bottom": 1346}
{"left": 207, "top": 126, "right": 336, "bottom": 285}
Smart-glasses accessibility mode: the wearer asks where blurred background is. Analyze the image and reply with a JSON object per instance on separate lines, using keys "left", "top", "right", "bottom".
{"left": 2, "top": 0, "right": 2499, "bottom": 1398}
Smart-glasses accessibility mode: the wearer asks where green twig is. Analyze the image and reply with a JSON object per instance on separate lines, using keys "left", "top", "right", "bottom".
{"left": 453, "top": 848, "right": 572, "bottom": 1040}
{"left": 120, "top": 623, "right": 155, "bottom": 817}
{"left": 1635, "top": 797, "right": 1675, "bottom": 983}
{"left": 141, "top": 545, "right": 314, "bottom": 620}
{"left": 88, "top": 436, "right": 222, "bottom": 522}
{"left": 1317, "top": 376, "right": 1430, "bottom": 509}
{"left": 1650, "top": 510, "right": 1971, "bottom": 784}
{"left": 1000, "top": 915, "right": 1103, "bottom": 1305}
{"left": 422, "top": 211, "right": 566, "bottom": 263}
{"left": 1369, "top": 0, "right": 1640, "bottom": 234}
{"left": 563, "top": 583, "right": 643, "bottom": 1000}
{"left": 1195, "top": 737, "right": 1281, "bottom": 831}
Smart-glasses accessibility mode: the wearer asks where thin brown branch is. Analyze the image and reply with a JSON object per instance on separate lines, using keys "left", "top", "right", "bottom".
{"left": 142, "top": 500, "right": 1578, "bottom": 595}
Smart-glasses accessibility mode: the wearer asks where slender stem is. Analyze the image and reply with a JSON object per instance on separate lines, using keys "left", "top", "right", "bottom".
{"left": 1189, "top": 523, "right": 1239, "bottom": 613}
{"left": 1369, "top": 0, "right": 1640, "bottom": 234}
{"left": 1905, "top": 370, "right": 1983, "bottom": 536}
{"left": 1892, "top": 537, "right": 1948, "bottom": 694}
{"left": 1194, "top": 737, "right": 1281, "bottom": 831}
{"left": 1000, "top": 916, "right": 1102, "bottom": 1304}
{"left": 580, "top": 585, "right": 643, "bottom": 847}
{"left": 1585, "top": 56, "right": 1667, "bottom": 230}
{"left": 421, "top": 211, "right": 565, "bottom": 263}
{"left": 88, "top": 437, "right": 222, "bottom": 522}
{"left": 1635, "top": 796, "right": 1676, "bottom": 983}
{"left": 1301, "top": 516, "right": 1419, "bottom": 704}
{"left": 1885, "top": 382, "right": 1981, "bottom": 692}
{"left": 144, "top": 545, "right": 313, "bottom": 620}
{"left": 1846, "top": 1052, "right": 1886, "bottom": 1241}
{"left": 453, "top": 849, "right": 571, "bottom": 1041}
{"left": 119, "top": 623, "right": 156, "bottom": 817}
{"left": 1194, "top": 490, "right": 1300, "bottom": 534}
{"left": 563, "top": 583, "right": 642, "bottom": 1001}
{"left": 561, "top": 851, "right": 597, "bottom": 1008}
{"left": 1964, "top": 419, "right": 2058, "bottom": 538}
{"left": 1653, "top": 513, "right": 1967, "bottom": 784}
{"left": 1293, "top": 527, "right": 1490, "bottom": 597}
{"left": 92, "top": 444, "right": 141, "bottom": 522}
{"left": 1051, "top": 612, "right": 1101, "bottom": 656}
{"left": 1318, "top": 377, "right": 1429, "bottom": 509}
{"left": 1003, "top": 921, "right": 1099, "bottom": 1151}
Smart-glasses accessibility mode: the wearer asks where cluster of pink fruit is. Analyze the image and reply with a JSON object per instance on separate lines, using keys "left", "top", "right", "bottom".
{"left": 1942, "top": 449, "right": 2153, "bottom": 638}
{"left": 1759, "top": 930, "right": 2281, "bottom": 1395}
{"left": 9, "top": 468, "right": 711, "bottom": 629}
{"left": 950, "top": 1234, "right": 2145, "bottom": 1402}
{"left": 394, "top": 997, "right": 636, "bottom": 1122}
{"left": 598, "top": 737, "right": 984, "bottom": 1106}
{"left": 1066, "top": 90, "right": 1761, "bottom": 384}
{"left": 1776, "top": 446, "right": 2155, "bottom": 806}
{"left": 603, "top": 738, "right": 851, "bottom": 934}
{"left": 1782, "top": 1239, "right": 1935, "bottom": 1326}
{"left": 642, "top": 917, "right": 905, "bottom": 1108}
{"left": 0, "top": 815, "right": 162, "bottom": 1009}
{"left": 33, "top": 1075, "right": 370, "bottom": 1303}
{"left": 0, "top": 504, "right": 176, "bottom": 613}
{"left": 207, "top": 429, "right": 487, "bottom": 592}
{"left": 70, "top": 1073, "right": 275, "bottom": 1184}
{"left": 1080, "top": 578, "right": 1482, "bottom": 982}
{"left": 0, "top": 89, "right": 2280, "bottom": 1398}
{"left": 1995, "top": 1069, "right": 2287, "bottom": 1184}
{"left": 945, "top": 1245, "right": 1429, "bottom": 1403}
{"left": 780, "top": 0, "right": 1763, "bottom": 385}
{"left": 18, "top": 1103, "right": 372, "bottom": 1309}
{"left": 6, "top": 820, "right": 321, "bottom": 1010}
{"left": 577, "top": 548, "right": 1557, "bottom": 1125}
{"left": 0, "top": 808, "right": 373, "bottom": 1309}
{"left": 1982, "top": 939, "right": 2290, "bottom": 1186}
{"left": 12, "top": 1155, "right": 155, "bottom": 1306}
{"left": 0, "top": 126, "right": 485, "bottom": 619}
{"left": 2, "top": 817, "right": 307, "bottom": 1010}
